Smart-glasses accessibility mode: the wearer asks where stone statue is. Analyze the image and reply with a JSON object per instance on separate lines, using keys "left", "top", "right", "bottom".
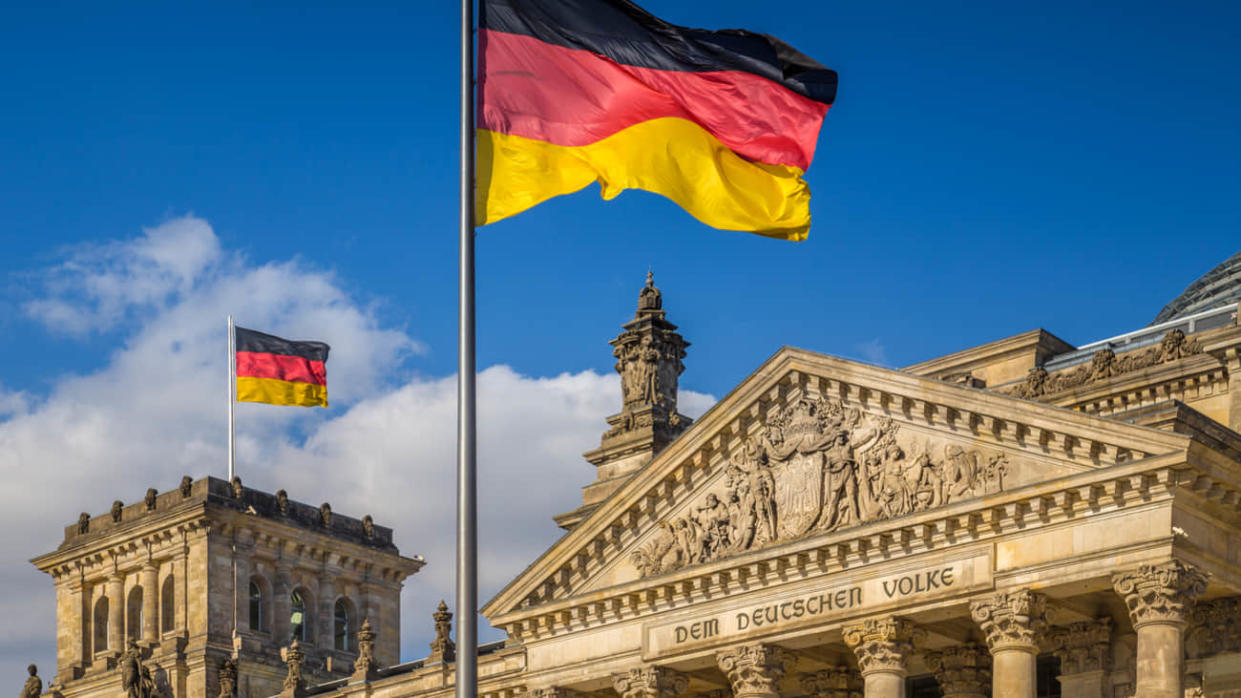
{"left": 111, "top": 500, "right": 124, "bottom": 523}
{"left": 276, "top": 489, "right": 289, "bottom": 515}
{"left": 144, "top": 488, "right": 158, "bottom": 511}
{"left": 362, "top": 514, "right": 375, "bottom": 539}
{"left": 319, "top": 503, "right": 332, "bottom": 527}
{"left": 230, "top": 477, "right": 243, "bottom": 500}
{"left": 19, "top": 664, "right": 40, "bottom": 698}
{"left": 179, "top": 476, "right": 192, "bottom": 498}
{"left": 121, "top": 640, "right": 151, "bottom": 698}
{"left": 77, "top": 513, "right": 90, "bottom": 534}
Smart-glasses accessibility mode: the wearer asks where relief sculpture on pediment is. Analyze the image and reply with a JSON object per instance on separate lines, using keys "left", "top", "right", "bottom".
{"left": 1007, "top": 329, "right": 1203, "bottom": 399}
{"left": 631, "top": 397, "right": 1008, "bottom": 577}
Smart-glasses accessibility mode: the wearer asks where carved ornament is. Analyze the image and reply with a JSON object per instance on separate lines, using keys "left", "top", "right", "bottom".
{"left": 716, "top": 643, "right": 794, "bottom": 698}
{"left": 1186, "top": 595, "right": 1241, "bottom": 659}
{"left": 612, "top": 666, "right": 689, "bottom": 698}
{"left": 970, "top": 590, "right": 1048, "bottom": 652}
{"left": 799, "top": 667, "right": 861, "bottom": 698}
{"left": 842, "top": 617, "right": 920, "bottom": 675}
{"left": 632, "top": 397, "right": 1007, "bottom": 577}
{"left": 1007, "top": 329, "right": 1203, "bottom": 399}
{"left": 528, "top": 688, "right": 585, "bottom": 698}
{"left": 217, "top": 659, "right": 238, "bottom": 698}
{"left": 281, "top": 639, "right": 306, "bottom": 698}
{"left": 1048, "top": 618, "right": 1111, "bottom": 674}
{"left": 923, "top": 644, "right": 989, "bottom": 697}
{"left": 352, "top": 617, "right": 379, "bottom": 680}
{"left": 1112, "top": 560, "right": 1209, "bottom": 628}
{"left": 429, "top": 601, "right": 456, "bottom": 663}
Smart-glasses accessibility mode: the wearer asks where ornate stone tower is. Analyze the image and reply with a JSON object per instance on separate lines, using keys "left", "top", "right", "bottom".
{"left": 555, "top": 272, "right": 692, "bottom": 530}
{"left": 31, "top": 476, "right": 423, "bottom": 698}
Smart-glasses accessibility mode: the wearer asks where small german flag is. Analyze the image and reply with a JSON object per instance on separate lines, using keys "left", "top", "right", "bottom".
{"left": 235, "top": 327, "right": 330, "bottom": 408}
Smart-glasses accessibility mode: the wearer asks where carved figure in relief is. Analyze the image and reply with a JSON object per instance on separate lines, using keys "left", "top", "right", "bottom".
{"left": 631, "top": 393, "right": 1012, "bottom": 578}
{"left": 1005, "top": 329, "right": 1203, "bottom": 399}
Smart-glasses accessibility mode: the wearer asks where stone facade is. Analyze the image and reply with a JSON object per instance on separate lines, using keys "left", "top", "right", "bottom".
{"left": 25, "top": 269, "right": 1241, "bottom": 698}
{"left": 31, "top": 478, "right": 423, "bottom": 698}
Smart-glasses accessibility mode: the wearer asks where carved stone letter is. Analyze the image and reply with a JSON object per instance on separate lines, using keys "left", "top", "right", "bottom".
{"left": 716, "top": 643, "right": 794, "bottom": 698}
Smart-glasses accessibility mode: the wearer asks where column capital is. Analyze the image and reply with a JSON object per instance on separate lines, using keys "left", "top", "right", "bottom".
{"left": 1048, "top": 618, "right": 1112, "bottom": 674}
{"left": 716, "top": 643, "right": 795, "bottom": 698}
{"left": 842, "top": 617, "right": 920, "bottom": 676}
{"left": 970, "top": 589, "right": 1048, "bottom": 653}
{"left": 1112, "top": 560, "right": 1209, "bottom": 628}
{"left": 529, "top": 688, "right": 585, "bottom": 698}
{"left": 611, "top": 666, "right": 689, "bottom": 698}
{"left": 799, "top": 666, "right": 861, "bottom": 698}
{"left": 924, "top": 643, "right": 990, "bottom": 698}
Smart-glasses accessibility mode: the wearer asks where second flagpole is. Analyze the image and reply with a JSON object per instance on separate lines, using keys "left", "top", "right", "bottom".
{"left": 227, "top": 314, "right": 236, "bottom": 481}
{"left": 457, "top": 0, "right": 478, "bottom": 695}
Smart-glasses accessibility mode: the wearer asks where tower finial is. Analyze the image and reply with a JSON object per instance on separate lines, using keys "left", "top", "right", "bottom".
{"left": 638, "top": 270, "right": 662, "bottom": 313}
{"left": 646, "top": 268, "right": 654, "bottom": 287}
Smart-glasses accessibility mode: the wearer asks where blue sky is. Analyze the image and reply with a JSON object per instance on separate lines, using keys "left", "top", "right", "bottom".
{"left": 1, "top": 0, "right": 1238, "bottom": 678}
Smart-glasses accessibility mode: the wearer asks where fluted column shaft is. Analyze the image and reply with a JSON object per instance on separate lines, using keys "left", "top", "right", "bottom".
{"left": 844, "top": 618, "right": 919, "bottom": 698}
{"left": 140, "top": 564, "right": 158, "bottom": 642}
{"left": 106, "top": 574, "right": 124, "bottom": 653}
{"left": 717, "top": 643, "right": 795, "bottom": 698}
{"left": 1113, "top": 561, "right": 1208, "bottom": 698}
{"left": 971, "top": 590, "right": 1047, "bottom": 698}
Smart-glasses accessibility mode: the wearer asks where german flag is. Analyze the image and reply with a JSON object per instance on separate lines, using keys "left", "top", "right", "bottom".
{"left": 477, "top": 0, "right": 837, "bottom": 241}
{"left": 235, "top": 327, "right": 330, "bottom": 408}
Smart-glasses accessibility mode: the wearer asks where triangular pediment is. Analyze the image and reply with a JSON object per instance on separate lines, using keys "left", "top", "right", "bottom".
{"left": 483, "top": 347, "right": 1190, "bottom": 623}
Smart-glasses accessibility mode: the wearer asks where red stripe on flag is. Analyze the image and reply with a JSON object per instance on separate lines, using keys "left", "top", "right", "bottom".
{"left": 236, "top": 351, "right": 327, "bottom": 386}
{"left": 479, "top": 29, "right": 827, "bottom": 171}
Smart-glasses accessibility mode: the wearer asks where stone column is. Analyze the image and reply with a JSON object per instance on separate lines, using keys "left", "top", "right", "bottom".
{"left": 843, "top": 617, "right": 919, "bottom": 698}
{"left": 1112, "top": 560, "right": 1209, "bottom": 698}
{"left": 232, "top": 545, "right": 251, "bottom": 634}
{"left": 106, "top": 574, "right": 124, "bottom": 654}
{"left": 317, "top": 574, "right": 335, "bottom": 649}
{"left": 924, "top": 644, "right": 990, "bottom": 698}
{"left": 970, "top": 589, "right": 1047, "bottom": 698}
{"left": 716, "top": 643, "right": 795, "bottom": 698}
{"left": 55, "top": 576, "right": 86, "bottom": 681}
{"left": 140, "top": 564, "right": 158, "bottom": 642}
{"left": 174, "top": 543, "right": 188, "bottom": 635}
{"left": 1049, "top": 619, "right": 1111, "bottom": 698}
{"left": 800, "top": 666, "right": 862, "bottom": 698}
{"left": 612, "top": 666, "right": 689, "bottom": 698}
{"left": 273, "top": 562, "right": 292, "bottom": 643}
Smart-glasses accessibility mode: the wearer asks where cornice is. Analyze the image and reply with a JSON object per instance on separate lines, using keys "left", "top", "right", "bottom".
{"left": 903, "top": 329, "right": 1074, "bottom": 379}
{"left": 487, "top": 451, "right": 1232, "bottom": 642}
{"left": 483, "top": 347, "right": 1191, "bottom": 621}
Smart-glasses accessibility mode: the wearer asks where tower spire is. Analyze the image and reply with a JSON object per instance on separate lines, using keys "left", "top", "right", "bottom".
{"left": 554, "top": 273, "right": 692, "bottom": 531}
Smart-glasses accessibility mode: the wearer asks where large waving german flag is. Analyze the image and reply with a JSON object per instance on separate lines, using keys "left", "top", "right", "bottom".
{"left": 477, "top": 0, "right": 837, "bottom": 241}
{"left": 235, "top": 327, "right": 330, "bottom": 408}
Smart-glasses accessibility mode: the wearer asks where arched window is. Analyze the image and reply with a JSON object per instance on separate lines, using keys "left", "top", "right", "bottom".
{"left": 249, "top": 581, "right": 264, "bottom": 632}
{"left": 126, "top": 586, "right": 143, "bottom": 640}
{"left": 93, "top": 596, "right": 109, "bottom": 654}
{"left": 333, "top": 598, "right": 353, "bottom": 651}
{"left": 160, "top": 575, "right": 175, "bottom": 634}
{"left": 290, "top": 589, "right": 307, "bottom": 642}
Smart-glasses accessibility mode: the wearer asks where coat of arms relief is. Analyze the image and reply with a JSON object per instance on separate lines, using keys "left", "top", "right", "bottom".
{"left": 631, "top": 397, "right": 1008, "bottom": 578}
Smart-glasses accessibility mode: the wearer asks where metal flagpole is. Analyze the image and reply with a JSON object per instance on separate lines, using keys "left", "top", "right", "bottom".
{"left": 228, "top": 315, "right": 237, "bottom": 481}
{"left": 457, "top": 0, "right": 478, "bottom": 694}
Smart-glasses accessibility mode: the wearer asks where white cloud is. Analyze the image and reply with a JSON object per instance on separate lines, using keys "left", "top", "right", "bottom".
{"left": 853, "top": 338, "right": 889, "bottom": 367}
{"left": 0, "top": 217, "right": 715, "bottom": 682}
